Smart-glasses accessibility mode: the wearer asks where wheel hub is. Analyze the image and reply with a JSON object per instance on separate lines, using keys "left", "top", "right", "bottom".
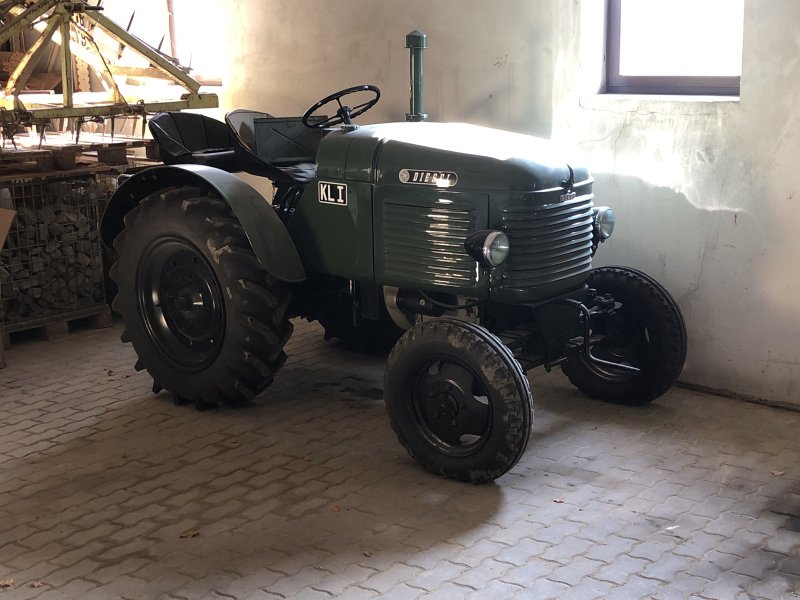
{"left": 160, "top": 261, "right": 216, "bottom": 346}
{"left": 429, "top": 385, "right": 462, "bottom": 421}
{"left": 413, "top": 360, "right": 490, "bottom": 453}
{"left": 138, "top": 239, "right": 225, "bottom": 370}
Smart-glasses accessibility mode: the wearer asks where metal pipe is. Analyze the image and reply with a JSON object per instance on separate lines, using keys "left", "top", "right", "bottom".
{"left": 561, "top": 298, "right": 641, "bottom": 373}
{"left": 405, "top": 30, "right": 427, "bottom": 122}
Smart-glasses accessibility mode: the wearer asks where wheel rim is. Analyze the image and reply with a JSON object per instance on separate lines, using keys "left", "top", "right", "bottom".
{"left": 138, "top": 237, "right": 225, "bottom": 370}
{"left": 586, "top": 307, "right": 650, "bottom": 382}
{"left": 410, "top": 357, "right": 492, "bottom": 457}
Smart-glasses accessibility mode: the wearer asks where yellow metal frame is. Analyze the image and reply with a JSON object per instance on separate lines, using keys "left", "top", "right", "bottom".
{"left": 0, "top": 0, "right": 217, "bottom": 124}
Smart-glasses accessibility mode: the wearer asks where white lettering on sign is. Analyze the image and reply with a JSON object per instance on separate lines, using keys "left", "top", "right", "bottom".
{"left": 399, "top": 169, "right": 458, "bottom": 188}
{"left": 318, "top": 181, "right": 348, "bottom": 205}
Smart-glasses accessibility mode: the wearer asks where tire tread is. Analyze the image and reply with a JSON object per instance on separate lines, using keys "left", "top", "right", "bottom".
{"left": 562, "top": 267, "right": 686, "bottom": 405}
{"left": 110, "top": 186, "right": 292, "bottom": 409}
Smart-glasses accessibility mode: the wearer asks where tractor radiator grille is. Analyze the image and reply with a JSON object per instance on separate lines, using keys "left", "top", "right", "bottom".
{"left": 382, "top": 203, "right": 477, "bottom": 288}
{"left": 501, "top": 193, "right": 594, "bottom": 290}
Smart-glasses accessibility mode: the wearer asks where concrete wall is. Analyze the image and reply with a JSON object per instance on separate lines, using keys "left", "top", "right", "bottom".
{"left": 224, "top": 0, "right": 800, "bottom": 407}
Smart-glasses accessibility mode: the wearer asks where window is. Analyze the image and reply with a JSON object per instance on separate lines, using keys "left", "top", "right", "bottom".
{"left": 606, "top": 0, "right": 744, "bottom": 95}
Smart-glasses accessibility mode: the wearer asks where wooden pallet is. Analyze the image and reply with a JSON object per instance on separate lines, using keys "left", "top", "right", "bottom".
{"left": 0, "top": 137, "right": 157, "bottom": 174}
{"left": 0, "top": 148, "right": 53, "bottom": 171}
{"left": 0, "top": 163, "right": 120, "bottom": 184}
{"left": 1, "top": 303, "right": 112, "bottom": 351}
{"left": 42, "top": 139, "right": 155, "bottom": 168}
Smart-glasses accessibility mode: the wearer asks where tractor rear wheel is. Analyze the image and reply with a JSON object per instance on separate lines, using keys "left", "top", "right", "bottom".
{"left": 562, "top": 266, "right": 686, "bottom": 406}
{"left": 110, "top": 186, "right": 292, "bottom": 409}
{"left": 384, "top": 318, "right": 533, "bottom": 483}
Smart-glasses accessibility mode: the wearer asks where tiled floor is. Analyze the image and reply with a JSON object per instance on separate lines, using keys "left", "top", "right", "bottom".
{"left": 0, "top": 319, "right": 799, "bottom": 599}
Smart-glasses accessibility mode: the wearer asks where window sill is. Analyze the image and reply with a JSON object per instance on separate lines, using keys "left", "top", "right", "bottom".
{"left": 580, "top": 93, "right": 740, "bottom": 111}
{"left": 576, "top": 93, "right": 741, "bottom": 119}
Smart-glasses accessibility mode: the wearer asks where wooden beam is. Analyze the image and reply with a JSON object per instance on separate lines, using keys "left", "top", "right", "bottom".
{"left": 4, "top": 15, "right": 61, "bottom": 98}
{"left": 0, "top": 0, "right": 59, "bottom": 47}
{"left": 108, "top": 65, "right": 167, "bottom": 78}
{"left": 84, "top": 9, "right": 200, "bottom": 93}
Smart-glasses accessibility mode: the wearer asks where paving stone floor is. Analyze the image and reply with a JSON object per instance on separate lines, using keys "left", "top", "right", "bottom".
{"left": 0, "top": 319, "right": 799, "bottom": 599}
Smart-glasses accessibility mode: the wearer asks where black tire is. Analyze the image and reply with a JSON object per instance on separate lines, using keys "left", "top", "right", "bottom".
{"left": 562, "top": 266, "right": 687, "bottom": 406}
{"left": 384, "top": 318, "right": 533, "bottom": 483}
{"left": 110, "top": 186, "right": 292, "bottom": 408}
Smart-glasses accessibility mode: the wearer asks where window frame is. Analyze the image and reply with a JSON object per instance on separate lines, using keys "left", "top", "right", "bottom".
{"left": 605, "top": 0, "right": 741, "bottom": 96}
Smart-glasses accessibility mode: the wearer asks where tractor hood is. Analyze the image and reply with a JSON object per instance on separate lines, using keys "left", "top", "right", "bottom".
{"left": 316, "top": 122, "right": 590, "bottom": 192}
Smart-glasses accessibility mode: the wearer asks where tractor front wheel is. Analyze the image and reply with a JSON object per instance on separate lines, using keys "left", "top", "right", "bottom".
{"left": 384, "top": 318, "right": 533, "bottom": 483}
{"left": 562, "top": 266, "right": 687, "bottom": 406}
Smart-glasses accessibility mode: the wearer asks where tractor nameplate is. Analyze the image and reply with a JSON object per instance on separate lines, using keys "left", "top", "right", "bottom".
{"left": 318, "top": 181, "right": 348, "bottom": 205}
{"left": 399, "top": 169, "right": 458, "bottom": 188}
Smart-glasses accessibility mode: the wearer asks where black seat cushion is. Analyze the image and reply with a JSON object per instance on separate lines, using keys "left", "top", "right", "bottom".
{"left": 150, "top": 111, "right": 315, "bottom": 184}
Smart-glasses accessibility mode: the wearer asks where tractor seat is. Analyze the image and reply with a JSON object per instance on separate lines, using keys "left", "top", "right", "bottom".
{"left": 225, "top": 109, "right": 272, "bottom": 154}
{"left": 149, "top": 112, "right": 239, "bottom": 171}
{"left": 149, "top": 111, "right": 315, "bottom": 184}
{"left": 226, "top": 110, "right": 321, "bottom": 183}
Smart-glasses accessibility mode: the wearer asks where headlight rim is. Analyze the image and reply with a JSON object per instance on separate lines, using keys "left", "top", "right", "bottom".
{"left": 593, "top": 206, "right": 616, "bottom": 240}
{"left": 464, "top": 229, "right": 511, "bottom": 268}
{"left": 483, "top": 230, "right": 510, "bottom": 267}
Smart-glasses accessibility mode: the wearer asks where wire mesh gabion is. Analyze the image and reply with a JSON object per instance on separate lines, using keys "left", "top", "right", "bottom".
{"left": 0, "top": 174, "right": 116, "bottom": 325}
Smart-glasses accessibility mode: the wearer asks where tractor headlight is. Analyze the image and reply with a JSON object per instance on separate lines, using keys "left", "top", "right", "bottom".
{"left": 592, "top": 206, "right": 615, "bottom": 240}
{"left": 464, "top": 230, "right": 510, "bottom": 267}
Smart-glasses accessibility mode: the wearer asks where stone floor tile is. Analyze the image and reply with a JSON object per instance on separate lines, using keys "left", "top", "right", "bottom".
{"left": 698, "top": 572, "right": 759, "bottom": 599}
{"left": 509, "top": 577, "right": 571, "bottom": 599}
{"left": 0, "top": 321, "right": 799, "bottom": 599}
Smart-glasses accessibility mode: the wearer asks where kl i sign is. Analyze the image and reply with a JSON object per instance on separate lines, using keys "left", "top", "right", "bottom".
{"left": 319, "top": 181, "right": 348, "bottom": 205}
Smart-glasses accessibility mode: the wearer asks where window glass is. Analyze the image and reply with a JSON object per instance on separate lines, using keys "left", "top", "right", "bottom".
{"left": 618, "top": 0, "right": 743, "bottom": 77}
{"left": 606, "top": 0, "right": 744, "bottom": 95}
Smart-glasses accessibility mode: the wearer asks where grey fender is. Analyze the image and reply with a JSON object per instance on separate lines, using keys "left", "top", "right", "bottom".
{"left": 101, "top": 164, "right": 306, "bottom": 283}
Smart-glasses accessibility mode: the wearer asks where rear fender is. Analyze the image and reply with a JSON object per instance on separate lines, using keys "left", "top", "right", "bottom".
{"left": 101, "top": 164, "right": 305, "bottom": 283}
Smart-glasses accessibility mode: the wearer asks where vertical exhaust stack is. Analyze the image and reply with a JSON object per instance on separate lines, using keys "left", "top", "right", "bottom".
{"left": 405, "top": 30, "right": 428, "bottom": 122}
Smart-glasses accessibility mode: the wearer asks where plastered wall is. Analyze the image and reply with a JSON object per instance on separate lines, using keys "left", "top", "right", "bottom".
{"left": 222, "top": 0, "right": 556, "bottom": 135}
{"left": 224, "top": 0, "right": 800, "bottom": 407}
{"left": 549, "top": 0, "right": 800, "bottom": 407}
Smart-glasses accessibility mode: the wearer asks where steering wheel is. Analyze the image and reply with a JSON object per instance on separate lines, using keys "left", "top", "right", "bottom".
{"left": 302, "top": 84, "right": 381, "bottom": 128}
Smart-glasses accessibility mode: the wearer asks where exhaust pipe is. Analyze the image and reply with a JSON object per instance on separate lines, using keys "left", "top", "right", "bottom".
{"left": 405, "top": 30, "right": 428, "bottom": 122}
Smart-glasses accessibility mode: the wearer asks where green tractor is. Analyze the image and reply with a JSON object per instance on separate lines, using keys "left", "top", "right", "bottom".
{"left": 101, "top": 84, "right": 686, "bottom": 483}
